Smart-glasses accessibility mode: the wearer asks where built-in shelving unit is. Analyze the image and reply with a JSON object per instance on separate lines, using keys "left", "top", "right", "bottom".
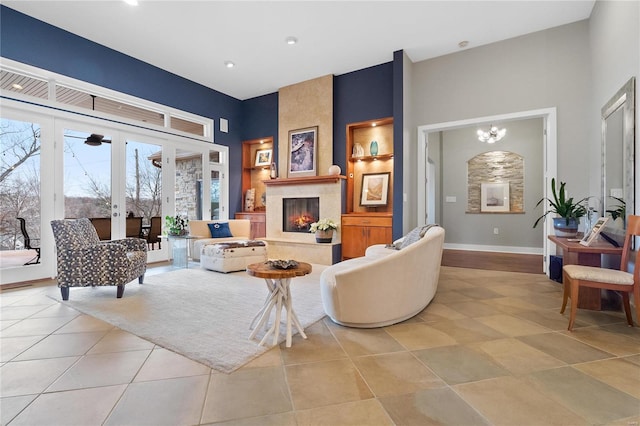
{"left": 342, "top": 117, "right": 394, "bottom": 259}
{"left": 237, "top": 136, "right": 273, "bottom": 238}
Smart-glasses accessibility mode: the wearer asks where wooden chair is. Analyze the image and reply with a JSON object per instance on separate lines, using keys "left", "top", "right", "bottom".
{"left": 126, "top": 217, "right": 143, "bottom": 238}
{"left": 89, "top": 217, "right": 111, "bottom": 240}
{"left": 146, "top": 216, "right": 162, "bottom": 249}
{"left": 16, "top": 217, "right": 41, "bottom": 265}
{"left": 561, "top": 215, "right": 640, "bottom": 330}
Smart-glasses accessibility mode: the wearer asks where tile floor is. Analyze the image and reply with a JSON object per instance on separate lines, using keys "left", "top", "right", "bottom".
{"left": 1, "top": 266, "right": 640, "bottom": 425}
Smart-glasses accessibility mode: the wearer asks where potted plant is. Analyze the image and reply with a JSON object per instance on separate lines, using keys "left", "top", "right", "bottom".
{"left": 165, "top": 214, "right": 189, "bottom": 236}
{"left": 533, "top": 178, "right": 588, "bottom": 237}
{"left": 309, "top": 218, "right": 338, "bottom": 243}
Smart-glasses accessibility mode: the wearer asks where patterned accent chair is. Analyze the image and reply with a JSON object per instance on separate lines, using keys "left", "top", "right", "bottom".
{"left": 50, "top": 218, "right": 147, "bottom": 300}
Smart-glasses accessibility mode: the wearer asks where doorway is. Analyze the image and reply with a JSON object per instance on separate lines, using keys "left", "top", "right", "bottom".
{"left": 417, "top": 108, "right": 557, "bottom": 274}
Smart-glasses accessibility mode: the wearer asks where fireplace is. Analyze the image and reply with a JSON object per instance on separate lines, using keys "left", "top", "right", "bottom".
{"left": 283, "top": 197, "right": 319, "bottom": 233}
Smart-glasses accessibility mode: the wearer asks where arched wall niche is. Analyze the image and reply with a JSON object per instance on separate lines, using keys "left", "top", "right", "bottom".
{"left": 467, "top": 151, "right": 524, "bottom": 213}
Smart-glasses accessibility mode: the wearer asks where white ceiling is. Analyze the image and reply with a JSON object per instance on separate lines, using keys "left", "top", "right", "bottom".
{"left": 4, "top": 1, "right": 595, "bottom": 100}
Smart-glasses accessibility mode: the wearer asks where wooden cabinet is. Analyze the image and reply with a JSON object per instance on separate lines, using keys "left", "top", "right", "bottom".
{"left": 341, "top": 214, "right": 392, "bottom": 259}
{"left": 241, "top": 137, "right": 274, "bottom": 212}
{"left": 342, "top": 117, "right": 394, "bottom": 259}
{"left": 235, "top": 212, "right": 266, "bottom": 239}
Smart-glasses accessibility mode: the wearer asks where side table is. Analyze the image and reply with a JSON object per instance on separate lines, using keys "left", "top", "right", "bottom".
{"left": 162, "top": 234, "right": 198, "bottom": 269}
{"left": 246, "top": 261, "right": 312, "bottom": 347}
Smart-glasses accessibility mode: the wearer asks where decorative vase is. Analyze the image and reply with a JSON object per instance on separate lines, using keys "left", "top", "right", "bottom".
{"left": 553, "top": 217, "right": 579, "bottom": 237}
{"left": 245, "top": 188, "right": 256, "bottom": 212}
{"left": 328, "top": 165, "right": 341, "bottom": 176}
{"left": 269, "top": 162, "right": 277, "bottom": 179}
{"left": 315, "top": 229, "right": 334, "bottom": 243}
{"left": 352, "top": 143, "right": 364, "bottom": 158}
{"left": 369, "top": 140, "right": 379, "bottom": 156}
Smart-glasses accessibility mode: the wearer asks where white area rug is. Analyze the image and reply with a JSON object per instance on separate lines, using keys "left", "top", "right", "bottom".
{"left": 59, "top": 265, "right": 327, "bottom": 373}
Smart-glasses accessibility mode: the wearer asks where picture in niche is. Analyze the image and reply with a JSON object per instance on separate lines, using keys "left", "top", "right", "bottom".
{"left": 360, "top": 172, "right": 390, "bottom": 206}
{"left": 255, "top": 149, "right": 272, "bottom": 167}
{"left": 481, "top": 182, "right": 510, "bottom": 212}
{"left": 288, "top": 126, "right": 318, "bottom": 177}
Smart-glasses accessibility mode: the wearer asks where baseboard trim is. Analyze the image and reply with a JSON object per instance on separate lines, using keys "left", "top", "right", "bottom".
{"left": 443, "top": 243, "right": 543, "bottom": 255}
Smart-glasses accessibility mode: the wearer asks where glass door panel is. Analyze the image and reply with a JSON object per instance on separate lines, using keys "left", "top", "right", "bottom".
{"left": 210, "top": 169, "right": 221, "bottom": 220}
{"left": 208, "top": 147, "right": 228, "bottom": 220}
{"left": 62, "top": 129, "right": 112, "bottom": 238}
{"left": 125, "top": 137, "right": 164, "bottom": 260}
{"left": 175, "top": 149, "right": 202, "bottom": 221}
{"left": 0, "top": 118, "right": 42, "bottom": 271}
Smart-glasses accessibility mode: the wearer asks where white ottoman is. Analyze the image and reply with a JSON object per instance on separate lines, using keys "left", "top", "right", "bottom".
{"left": 200, "top": 240, "right": 267, "bottom": 273}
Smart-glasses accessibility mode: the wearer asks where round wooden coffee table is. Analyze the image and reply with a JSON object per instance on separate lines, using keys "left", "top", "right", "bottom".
{"left": 246, "top": 261, "right": 312, "bottom": 347}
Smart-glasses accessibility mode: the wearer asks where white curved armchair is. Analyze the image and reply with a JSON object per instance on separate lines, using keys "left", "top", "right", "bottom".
{"left": 320, "top": 225, "right": 445, "bottom": 328}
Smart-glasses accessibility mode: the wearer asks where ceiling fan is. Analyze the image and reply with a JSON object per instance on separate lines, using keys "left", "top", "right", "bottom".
{"left": 64, "top": 133, "right": 112, "bottom": 146}
{"left": 83, "top": 134, "right": 111, "bottom": 146}
{"left": 63, "top": 95, "right": 113, "bottom": 145}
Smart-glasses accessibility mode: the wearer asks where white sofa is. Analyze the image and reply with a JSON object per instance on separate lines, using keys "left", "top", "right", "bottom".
{"left": 188, "top": 219, "right": 251, "bottom": 261}
{"left": 320, "top": 225, "right": 445, "bottom": 328}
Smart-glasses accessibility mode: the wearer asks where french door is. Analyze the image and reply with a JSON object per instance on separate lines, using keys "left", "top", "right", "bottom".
{"left": 1, "top": 103, "right": 228, "bottom": 284}
{"left": 59, "top": 120, "right": 169, "bottom": 262}
{"left": 0, "top": 108, "right": 54, "bottom": 283}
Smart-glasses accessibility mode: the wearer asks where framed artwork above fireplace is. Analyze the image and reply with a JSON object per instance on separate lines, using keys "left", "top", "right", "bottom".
{"left": 288, "top": 126, "right": 318, "bottom": 178}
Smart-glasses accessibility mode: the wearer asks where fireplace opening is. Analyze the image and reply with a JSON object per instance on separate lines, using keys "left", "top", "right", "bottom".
{"left": 283, "top": 197, "right": 319, "bottom": 233}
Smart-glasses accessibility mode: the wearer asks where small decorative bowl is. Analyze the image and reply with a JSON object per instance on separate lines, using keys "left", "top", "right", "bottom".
{"left": 266, "top": 260, "right": 299, "bottom": 270}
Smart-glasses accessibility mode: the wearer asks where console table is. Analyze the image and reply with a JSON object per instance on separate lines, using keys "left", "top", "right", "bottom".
{"left": 548, "top": 235, "right": 623, "bottom": 310}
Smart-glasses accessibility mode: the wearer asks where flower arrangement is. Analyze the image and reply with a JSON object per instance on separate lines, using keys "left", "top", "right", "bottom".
{"left": 309, "top": 218, "right": 338, "bottom": 233}
{"left": 165, "top": 214, "right": 189, "bottom": 236}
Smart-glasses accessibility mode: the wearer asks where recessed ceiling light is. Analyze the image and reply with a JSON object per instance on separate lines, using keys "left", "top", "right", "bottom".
{"left": 458, "top": 40, "right": 469, "bottom": 48}
{"left": 11, "top": 83, "right": 23, "bottom": 90}
{"left": 123, "top": 0, "right": 138, "bottom": 5}
{"left": 224, "top": 61, "right": 235, "bottom": 68}
{"left": 285, "top": 36, "right": 298, "bottom": 45}
{"left": 371, "top": 123, "right": 377, "bottom": 127}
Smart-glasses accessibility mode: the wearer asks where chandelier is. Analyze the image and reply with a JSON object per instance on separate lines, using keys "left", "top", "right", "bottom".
{"left": 477, "top": 125, "right": 506, "bottom": 143}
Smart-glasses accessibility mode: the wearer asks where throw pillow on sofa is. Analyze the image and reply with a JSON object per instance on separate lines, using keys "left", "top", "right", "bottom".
{"left": 208, "top": 222, "right": 233, "bottom": 238}
{"left": 399, "top": 224, "right": 439, "bottom": 249}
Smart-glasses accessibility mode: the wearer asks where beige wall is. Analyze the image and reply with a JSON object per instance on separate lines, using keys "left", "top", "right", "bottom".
{"left": 407, "top": 20, "right": 592, "bottom": 249}
{"left": 278, "top": 75, "right": 333, "bottom": 178}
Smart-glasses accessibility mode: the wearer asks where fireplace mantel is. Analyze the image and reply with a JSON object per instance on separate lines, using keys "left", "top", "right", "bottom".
{"left": 265, "top": 174, "right": 344, "bottom": 264}
{"left": 264, "top": 175, "right": 346, "bottom": 186}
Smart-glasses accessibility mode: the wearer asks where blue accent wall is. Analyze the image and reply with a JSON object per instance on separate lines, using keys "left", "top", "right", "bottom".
{"left": 2, "top": 5, "right": 401, "bottom": 230}
{"left": 0, "top": 5, "right": 245, "bottom": 213}
{"left": 333, "top": 63, "right": 394, "bottom": 173}
{"left": 241, "top": 92, "right": 279, "bottom": 156}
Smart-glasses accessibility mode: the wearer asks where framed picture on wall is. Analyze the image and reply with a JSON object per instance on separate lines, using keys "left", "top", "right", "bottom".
{"left": 481, "top": 182, "right": 510, "bottom": 212}
{"left": 288, "top": 126, "right": 318, "bottom": 177}
{"left": 360, "top": 172, "right": 390, "bottom": 206}
{"left": 255, "top": 148, "right": 272, "bottom": 167}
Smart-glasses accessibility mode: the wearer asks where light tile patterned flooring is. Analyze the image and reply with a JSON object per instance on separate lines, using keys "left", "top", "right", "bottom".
{"left": 1, "top": 266, "right": 640, "bottom": 425}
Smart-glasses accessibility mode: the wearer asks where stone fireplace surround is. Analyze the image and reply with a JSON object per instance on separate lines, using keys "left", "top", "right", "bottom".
{"left": 264, "top": 176, "right": 344, "bottom": 265}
